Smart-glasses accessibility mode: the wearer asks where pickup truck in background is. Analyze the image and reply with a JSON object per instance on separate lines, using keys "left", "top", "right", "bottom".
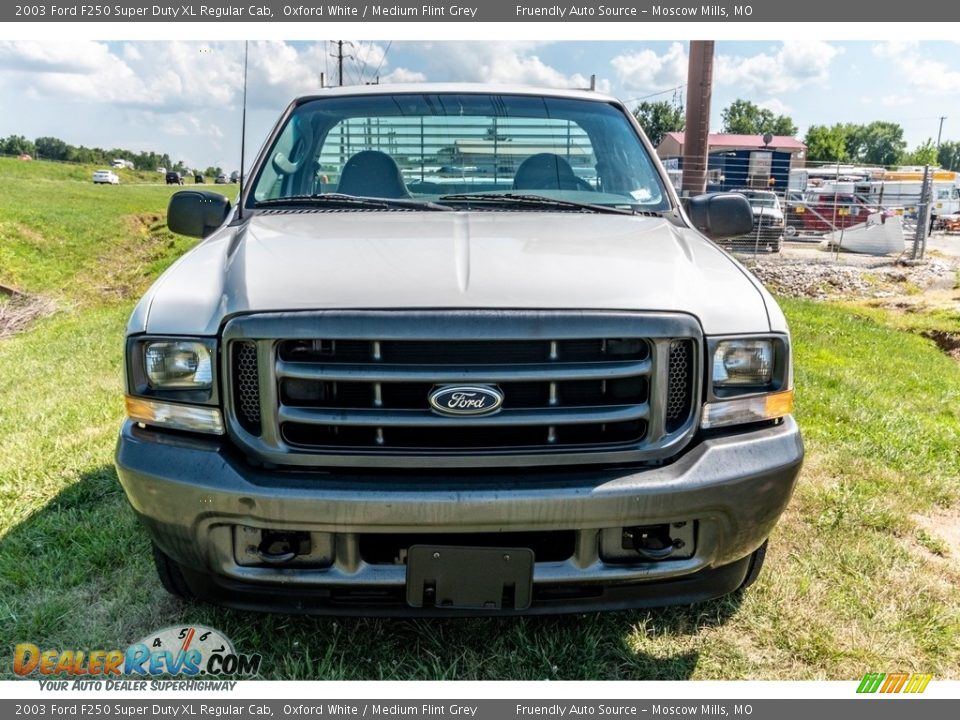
{"left": 115, "top": 84, "right": 803, "bottom": 615}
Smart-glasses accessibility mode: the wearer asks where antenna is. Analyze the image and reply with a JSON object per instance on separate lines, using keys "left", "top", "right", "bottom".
{"left": 237, "top": 40, "right": 249, "bottom": 220}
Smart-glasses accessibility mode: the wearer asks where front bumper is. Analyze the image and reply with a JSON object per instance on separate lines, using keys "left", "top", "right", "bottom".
{"left": 115, "top": 416, "right": 803, "bottom": 615}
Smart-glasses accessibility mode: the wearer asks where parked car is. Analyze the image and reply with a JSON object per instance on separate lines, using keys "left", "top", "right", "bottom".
{"left": 194, "top": 173, "right": 206, "bottom": 184}
{"left": 720, "top": 189, "right": 785, "bottom": 253}
{"left": 116, "top": 84, "right": 802, "bottom": 615}
{"left": 165, "top": 171, "right": 184, "bottom": 186}
{"left": 215, "top": 173, "right": 228, "bottom": 184}
{"left": 92, "top": 169, "right": 120, "bottom": 185}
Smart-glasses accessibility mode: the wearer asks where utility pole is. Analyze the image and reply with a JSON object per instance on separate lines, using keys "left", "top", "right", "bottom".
{"left": 337, "top": 41, "right": 344, "bottom": 86}
{"left": 936, "top": 116, "right": 947, "bottom": 149}
{"left": 330, "top": 41, "right": 352, "bottom": 86}
{"left": 681, "top": 41, "right": 714, "bottom": 196}
{"left": 912, "top": 164, "right": 932, "bottom": 261}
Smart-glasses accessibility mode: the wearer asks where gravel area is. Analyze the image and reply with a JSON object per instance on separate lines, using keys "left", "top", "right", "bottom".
{"left": 738, "top": 240, "right": 959, "bottom": 300}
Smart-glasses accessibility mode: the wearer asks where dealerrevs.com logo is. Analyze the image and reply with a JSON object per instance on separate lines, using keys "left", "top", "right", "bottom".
{"left": 857, "top": 672, "right": 933, "bottom": 694}
{"left": 14, "top": 625, "right": 261, "bottom": 688}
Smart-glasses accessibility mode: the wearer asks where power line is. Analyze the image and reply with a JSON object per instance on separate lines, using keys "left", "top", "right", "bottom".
{"left": 354, "top": 41, "right": 369, "bottom": 84}
{"left": 371, "top": 41, "right": 392, "bottom": 83}
{"left": 323, "top": 41, "right": 329, "bottom": 88}
{"left": 621, "top": 84, "right": 687, "bottom": 106}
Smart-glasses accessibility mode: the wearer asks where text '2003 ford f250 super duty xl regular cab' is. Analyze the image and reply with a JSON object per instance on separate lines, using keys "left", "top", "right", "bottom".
{"left": 115, "top": 84, "right": 803, "bottom": 615}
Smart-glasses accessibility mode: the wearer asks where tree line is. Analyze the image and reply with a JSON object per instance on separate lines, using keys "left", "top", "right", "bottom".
{"left": 633, "top": 99, "right": 959, "bottom": 171}
{"left": 0, "top": 134, "right": 227, "bottom": 178}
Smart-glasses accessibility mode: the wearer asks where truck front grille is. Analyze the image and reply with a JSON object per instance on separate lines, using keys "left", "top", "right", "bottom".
{"left": 232, "top": 341, "right": 261, "bottom": 435}
{"left": 666, "top": 340, "right": 693, "bottom": 432}
{"left": 222, "top": 311, "right": 701, "bottom": 469}
{"left": 723, "top": 216, "right": 783, "bottom": 251}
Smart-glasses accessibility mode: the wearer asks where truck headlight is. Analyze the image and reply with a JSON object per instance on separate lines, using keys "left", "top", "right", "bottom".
{"left": 702, "top": 336, "right": 792, "bottom": 429}
{"left": 145, "top": 340, "right": 213, "bottom": 389}
{"left": 125, "top": 336, "right": 222, "bottom": 434}
{"left": 712, "top": 339, "right": 773, "bottom": 386}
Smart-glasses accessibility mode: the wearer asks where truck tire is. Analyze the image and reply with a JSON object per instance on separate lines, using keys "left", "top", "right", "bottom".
{"left": 739, "top": 539, "right": 769, "bottom": 590}
{"left": 152, "top": 543, "right": 195, "bottom": 600}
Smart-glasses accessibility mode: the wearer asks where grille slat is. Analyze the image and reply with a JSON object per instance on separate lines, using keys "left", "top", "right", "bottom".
{"left": 723, "top": 217, "right": 783, "bottom": 251}
{"left": 276, "top": 358, "right": 652, "bottom": 383}
{"left": 225, "top": 312, "right": 700, "bottom": 466}
{"left": 279, "top": 338, "right": 648, "bottom": 365}
{"left": 279, "top": 403, "right": 649, "bottom": 428}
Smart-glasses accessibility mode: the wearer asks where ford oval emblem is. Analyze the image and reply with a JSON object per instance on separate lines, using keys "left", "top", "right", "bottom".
{"left": 429, "top": 385, "right": 504, "bottom": 416}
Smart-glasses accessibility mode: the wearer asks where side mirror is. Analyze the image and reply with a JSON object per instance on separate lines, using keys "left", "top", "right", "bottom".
{"left": 685, "top": 192, "right": 753, "bottom": 240}
{"left": 167, "top": 190, "right": 231, "bottom": 238}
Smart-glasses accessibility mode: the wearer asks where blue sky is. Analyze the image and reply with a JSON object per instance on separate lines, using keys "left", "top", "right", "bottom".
{"left": 0, "top": 40, "right": 957, "bottom": 170}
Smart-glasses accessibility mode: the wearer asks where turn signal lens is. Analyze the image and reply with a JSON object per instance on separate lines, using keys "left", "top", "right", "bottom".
{"left": 701, "top": 389, "right": 794, "bottom": 429}
{"left": 125, "top": 396, "right": 224, "bottom": 434}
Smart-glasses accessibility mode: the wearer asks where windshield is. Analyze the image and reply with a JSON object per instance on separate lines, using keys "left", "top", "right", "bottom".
{"left": 248, "top": 92, "right": 670, "bottom": 212}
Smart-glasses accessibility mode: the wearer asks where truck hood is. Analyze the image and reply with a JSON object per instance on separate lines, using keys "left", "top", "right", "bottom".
{"left": 134, "top": 211, "right": 772, "bottom": 336}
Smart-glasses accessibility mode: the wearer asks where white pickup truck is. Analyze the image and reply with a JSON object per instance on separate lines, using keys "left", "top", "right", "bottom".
{"left": 115, "top": 84, "right": 803, "bottom": 615}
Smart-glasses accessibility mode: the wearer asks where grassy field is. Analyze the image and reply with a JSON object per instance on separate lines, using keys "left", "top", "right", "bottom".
{"left": 0, "top": 158, "right": 958, "bottom": 680}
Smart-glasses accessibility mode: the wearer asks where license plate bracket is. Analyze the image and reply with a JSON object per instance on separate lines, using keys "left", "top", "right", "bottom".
{"left": 405, "top": 545, "right": 534, "bottom": 610}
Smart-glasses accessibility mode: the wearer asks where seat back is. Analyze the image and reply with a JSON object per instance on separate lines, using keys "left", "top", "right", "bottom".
{"left": 337, "top": 150, "right": 410, "bottom": 198}
{"left": 513, "top": 153, "right": 581, "bottom": 191}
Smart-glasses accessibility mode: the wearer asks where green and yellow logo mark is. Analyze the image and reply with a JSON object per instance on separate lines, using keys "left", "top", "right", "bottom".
{"left": 857, "top": 672, "right": 933, "bottom": 694}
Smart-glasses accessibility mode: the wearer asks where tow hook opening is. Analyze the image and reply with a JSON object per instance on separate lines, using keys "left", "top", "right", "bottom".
{"left": 624, "top": 524, "right": 683, "bottom": 560}
{"left": 232, "top": 525, "right": 334, "bottom": 568}
{"left": 256, "top": 531, "right": 311, "bottom": 564}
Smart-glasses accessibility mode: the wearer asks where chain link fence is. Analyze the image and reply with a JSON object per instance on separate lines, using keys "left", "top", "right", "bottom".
{"left": 665, "top": 157, "right": 959, "bottom": 256}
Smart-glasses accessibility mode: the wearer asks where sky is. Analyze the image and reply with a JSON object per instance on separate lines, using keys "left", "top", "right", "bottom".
{"left": 0, "top": 39, "right": 957, "bottom": 171}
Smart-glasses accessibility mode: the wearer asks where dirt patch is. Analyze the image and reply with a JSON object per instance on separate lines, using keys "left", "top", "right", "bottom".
{"left": 93, "top": 213, "right": 178, "bottom": 300}
{"left": 920, "top": 330, "right": 960, "bottom": 360}
{"left": 913, "top": 507, "right": 960, "bottom": 561}
{"left": 0, "top": 285, "right": 56, "bottom": 340}
{"left": 124, "top": 212, "right": 164, "bottom": 235}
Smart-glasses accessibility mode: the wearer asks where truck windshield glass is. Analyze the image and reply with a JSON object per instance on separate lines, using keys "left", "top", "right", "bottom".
{"left": 248, "top": 93, "right": 670, "bottom": 212}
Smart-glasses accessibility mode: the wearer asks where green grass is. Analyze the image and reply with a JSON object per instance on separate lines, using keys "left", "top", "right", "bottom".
{"left": 0, "top": 160, "right": 958, "bottom": 679}
{"left": 0, "top": 156, "right": 166, "bottom": 185}
{"left": 0, "top": 157, "right": 218, "bottom": 300}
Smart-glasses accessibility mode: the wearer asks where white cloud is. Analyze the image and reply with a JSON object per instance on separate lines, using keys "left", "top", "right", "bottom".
{"left": 0, "top": 40, "right": 117, "bottom": 73}
{"left": 609, "top": 41, "right": 840, "bottom": 104}
{"left": 401, "top": 42, "right": 608, "bottom": 92}
{"left": 610, "top": 42, "right": 687, "bottom": 94}
{"left": 757, "top": 98, "right": 791, "bottom": 115}
{"left": 872, "top": 41, "right": 960, "bottom": 95}
{"left": 0, "top": 40, "right": 239, "bottom": 111}
{"left": 878, "top": 93, "right": 914, "bottom": 107}
{"left": 381, "top": 67, "right": 427, "bottom": 84}
{"left": 0, "top": 41, "right": 422, "bottom": 114}
{"left": 715, "top": 40, "right": 842, "bottom": 95}
{"left": 163, "top": 115, "right": 224, "bottom": 139}
{"left": 872, "top": 41, "right": 916, "bottom": 59}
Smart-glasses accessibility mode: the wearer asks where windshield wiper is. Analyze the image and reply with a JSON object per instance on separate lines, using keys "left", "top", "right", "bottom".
{"left": 255, "top": 193, "right": 453, "bottom": 211}
{"left": 437, "top": 192, "right": 638, "bottom": 216}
